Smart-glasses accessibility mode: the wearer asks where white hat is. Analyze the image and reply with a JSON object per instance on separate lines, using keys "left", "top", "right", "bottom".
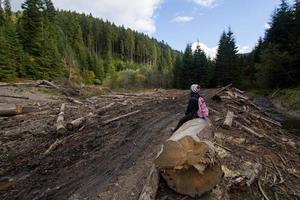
{"left": 190, "top": 84, "right": 200, "bottom": 93}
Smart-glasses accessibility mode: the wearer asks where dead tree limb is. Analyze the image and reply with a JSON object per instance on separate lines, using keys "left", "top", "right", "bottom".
{"left": 258, "top": 178, "right": 271, "bottom": 200}
{"left": 213, "top": 83, "right": 233, "bottom": 97}
{"left": 270, "top": 158, "right": 284, "bottom": 184}
{"left": 97, "top": 103, "right": 115, "bottom": 115}
{"left": 228, "top": 105, "right": 281, "bottom": 127}
{"left": 235, "top": 121, "right": 264, "bottom": 138}
{"left": 138, "top": 165, "right": 159, "bottom": 200}
{"left": 66, "top": 113, "right": 94, "bottom": 131}
{"left": 56, "top": 103, "right": 66, "bottom": 134}
{"left": 43, "top": 139, "right": 64, "bottom": 155}
{"left": 103, "top": 110, "right": 141, "bottom": 125}
{"left": 67, "top": 97, "right": 83, "bottom": 105}
{"left": 0, "top": 95, "right": 29, "bottom": 100}
{"left": 215, "top": 142, "right": 232, "bottom": 152}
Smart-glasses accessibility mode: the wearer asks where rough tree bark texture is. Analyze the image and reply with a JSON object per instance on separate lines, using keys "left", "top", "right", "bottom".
{"left": 155, "top": 118, "right": 223, "bottom": 197}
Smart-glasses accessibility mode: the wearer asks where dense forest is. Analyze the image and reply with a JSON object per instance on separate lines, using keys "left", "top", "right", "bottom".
{"left": 174, "top": 0, "right": 300, "bottom": 90}
{"left": 0, "top": 0, "right": 179, "bottom": 88}
{"left": 0, "top": 0, "right": 299, "bottom": 90}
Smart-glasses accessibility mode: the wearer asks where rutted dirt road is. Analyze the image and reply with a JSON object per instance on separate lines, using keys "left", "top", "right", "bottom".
{"left": 0, "top": 86, "right": 188, "bottom": 200}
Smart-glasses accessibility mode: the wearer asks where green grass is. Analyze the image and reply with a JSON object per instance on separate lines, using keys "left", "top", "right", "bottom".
{"left": 278, "top": 88, "right": 300, "bottom": 107}
{"left": 37, "top": 87, "right": 62, "bottom": 96}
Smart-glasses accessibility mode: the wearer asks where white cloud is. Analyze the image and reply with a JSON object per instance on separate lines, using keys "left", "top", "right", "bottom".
{"left": 192, "top": 42, "right": 218, "bottom": 58}
{"left": 12, "top": 0, "right": 164, "bottom": 35}
{"left": 191, "top": 0, "right": 218, "bottom": 7}
{"left": 171, "top": 16, "right": 194, "bottom": 23}
{"left": 192, "top": 42, "right": 252, "bottom": 58}
{"left": 264, "top": 23, "right": 271, "bottom": 29}
{"left": 237, "top": 45, "right": 252, "bottom": 54}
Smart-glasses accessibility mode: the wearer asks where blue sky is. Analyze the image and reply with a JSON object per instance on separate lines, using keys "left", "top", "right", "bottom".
{"left": 11, "top": 0, "right": 292, "bottom": 57}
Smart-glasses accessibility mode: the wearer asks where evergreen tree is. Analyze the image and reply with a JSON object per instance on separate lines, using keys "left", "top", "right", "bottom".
{"left": 0, "top": 0, "right": 4, "bottom": 26}
{"left": 181, "top": 44, "right": 194, "bottom": 88}
{"left": 20, "top": 0, "right": 44, "bottom": 56}
{"left": 215, "top": 29, "right": 239, "bottom": 86}
{"left": 0, "top": 29, "right": 16, "bottom": 80}
{"left": 3, "top": 0, "right": 11, "bottom": 17}
{"left": 43, "top": 0, "right": 55, "bottom": 22}
{"left": 173, "top": 55, "right": 183, "bottom": 88}
{"left": 193, "top": 44, "right": 208, "bottom": 87}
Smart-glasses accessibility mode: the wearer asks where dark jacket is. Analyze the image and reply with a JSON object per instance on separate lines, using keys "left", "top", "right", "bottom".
{"left": 185, "top": 92, "right": 200, "bottom": 115}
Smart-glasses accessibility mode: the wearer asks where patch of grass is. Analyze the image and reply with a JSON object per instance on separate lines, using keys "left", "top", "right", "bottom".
{"left": 38, "top": 87, "right": 62, "bottom": 96}
{"left": 278, "top": 88, "right": 300, "bottom": 107}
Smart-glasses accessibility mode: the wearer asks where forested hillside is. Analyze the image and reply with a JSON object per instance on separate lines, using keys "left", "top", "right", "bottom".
{"left": 0, "top": 0, "right": 179, "bottom": 88}
{"left": 174, "top": 0, "right": 300, "bottom": 90}
{"left": 0, "top": 0, "right": 299, "bottom": 90}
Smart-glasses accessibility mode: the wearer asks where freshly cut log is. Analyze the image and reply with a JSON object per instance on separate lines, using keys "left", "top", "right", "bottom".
{"left": 0, "top": 105, "right": 35, "bottom": 116}
{"left": 223, "top": 111, "right": 234, "bottom": 129}
{"left": 155, "top": 119, "right": 223, "bottom": 197}
{"left": 56, "top": 103, "right": 66, "bottom": 134}
{"left": 138, "top": 165, "right": 159, "bottom": 200}
{"left": 66, "top": 113, "right": 94, "bottom": 131}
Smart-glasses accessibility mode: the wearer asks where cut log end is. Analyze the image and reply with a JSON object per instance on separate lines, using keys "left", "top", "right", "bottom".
{"left": 155, "top": 119, "right": 223, "bottom": 197}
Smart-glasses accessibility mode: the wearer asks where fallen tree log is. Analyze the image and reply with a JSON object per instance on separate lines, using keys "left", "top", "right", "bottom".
{"left": 0, "top": 105, "right": 35, "bottom": 116}
{"left": 37, "top": 80, "right": 70, "bottom": 96}
{"left": 155, "top": 118, "right": 223, "bottom": 197}
{"left": 223, "top": 111, "right": 234, "bottom": 129}
{"left": 138, "top": 165, "right": 159, "bottom": 200}
{"left": 66, "top": 113, "right": 94, "bottom": 131}
{"left": 56, "top": 103, "right": 66, "bottom": 134}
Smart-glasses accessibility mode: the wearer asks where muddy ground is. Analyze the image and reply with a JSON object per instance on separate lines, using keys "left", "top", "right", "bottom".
{"left": 0, "top": 84, "right": 299, "bottom": 200}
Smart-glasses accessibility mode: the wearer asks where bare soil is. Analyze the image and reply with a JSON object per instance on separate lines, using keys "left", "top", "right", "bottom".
{"left": 0, "top": 85, "right": 299, "bottom": 200}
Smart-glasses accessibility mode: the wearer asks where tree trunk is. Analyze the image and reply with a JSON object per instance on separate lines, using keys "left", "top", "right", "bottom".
{"left": 155, "top": 118, "right": 223, "bottom": 197}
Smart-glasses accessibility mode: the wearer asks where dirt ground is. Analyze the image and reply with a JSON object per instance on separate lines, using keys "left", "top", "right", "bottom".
{"left": 0, "top": 84, "right": 299, "bottom": 200}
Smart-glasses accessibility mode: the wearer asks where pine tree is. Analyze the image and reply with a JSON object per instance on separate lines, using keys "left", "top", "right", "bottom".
{"left": 0, "top": 0, "right": 4, "bottom": 26}
{"left": 215, "top": 29, "right": 239, "bottom": 86}
{"left": 193, "top": 44, "right": 208, "bottom": 87}
{"left": 43, "top": 0, "right": 55, "bottom": 22}
{"left": 173, "top": 55, "right": 183, "bottom": 88}
{"left": 3, "top": 0, "right": 11, "bottom": 17}
{"left": 181, "top": 44, "right": 194, "bottom": 88}
{"left": 0, "top": 29, "right": 16, "bottom": 81}
{"left": 20, "top": 0, "right": 44, "bottom": 56}
{"left": 265, "top": 0, "right": 294, "bottom": 51}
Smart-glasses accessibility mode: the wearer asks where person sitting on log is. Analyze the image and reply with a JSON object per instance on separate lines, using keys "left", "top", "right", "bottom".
{"left": 172, "top": 84, "right": 209, "bottom": 132}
